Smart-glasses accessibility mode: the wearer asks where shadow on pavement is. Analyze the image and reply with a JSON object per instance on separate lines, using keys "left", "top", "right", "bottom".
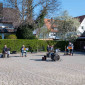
{"left": 30, "top": 59, "right": 62, "bottom": 62}
{"left": 30, "top": 59, "right": 42, "bottom": 61}
{"left": 74, "top": 52, "right": 85, "bottom": 55}
{"left": 9, "top": 56, "right": 20, "bottom": 57}
{"left": 34, "top": 55, "right": 45, "bottom": 56}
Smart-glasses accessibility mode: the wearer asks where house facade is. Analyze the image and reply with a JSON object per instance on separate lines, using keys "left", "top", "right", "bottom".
{"left": 74, "top": 15, "right": 85, "bottom": 51}
{"left": 44, "top": 19, "right": 59, "bottom": 39}
{"left": 0, "top": 22, "right": 16, "bottom": 39}
{"left": 0, "top": 3, "right": 19, "bottom": 39}
{"left": 34, "top": 15, "right": 85, "bottom": 40}
{"left": 77, "top": 15, "right": 85, "bottom": 36}
{"left": 43, "top": 16, "right": 85, "bottom": 40}
{"left": 34, "top": 18, "right": 59, "bottom": 40}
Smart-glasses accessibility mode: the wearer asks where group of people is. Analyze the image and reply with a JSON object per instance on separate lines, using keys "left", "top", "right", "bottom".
{"left": 47, "top": 42, "right": 74, "bottom": 56}
{"left": 1, "top": 42, "right": 74, "bottom": 58}
{"left": 2, "top": 45, "right": 28, "bottom": 58}
{"left": 47, "top": 45, "right": 54, "bottom": 52}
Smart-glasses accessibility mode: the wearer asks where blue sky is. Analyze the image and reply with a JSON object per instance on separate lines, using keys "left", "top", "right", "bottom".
{"left": 0, "top": 0, "right": 2, "bottom": 3}
{"left": 61, "top": 0, "right": 85, "bottom": 17}
{"left": 0, "top": 0, "right": 85, "bottom": 18}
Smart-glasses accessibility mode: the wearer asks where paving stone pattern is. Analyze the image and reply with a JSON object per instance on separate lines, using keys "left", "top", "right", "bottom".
{"left": 0, "top": 52, "right": 85, "bottom": 85}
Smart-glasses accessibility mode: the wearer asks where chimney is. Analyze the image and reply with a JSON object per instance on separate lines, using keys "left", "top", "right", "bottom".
{"left": 0, "top": 3, "right": 3, "bottom": 21}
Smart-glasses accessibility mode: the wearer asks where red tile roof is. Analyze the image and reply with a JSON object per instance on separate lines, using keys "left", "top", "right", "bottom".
{"left": 44, "top": 19, "right": 58, "bottom": 32}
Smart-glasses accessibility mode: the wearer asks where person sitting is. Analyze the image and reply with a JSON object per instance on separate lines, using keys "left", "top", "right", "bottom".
{"left": 49, "top": 45, "right": 54, "bottom": 57}
{"left": 50, "top": 45, "right": 54, "bottom": 52}
{"left": 47, "top": 45, "right": 50, "bottom": 52}
{"left": 67, "top": 42, "right": 74, "bottom": 55}
{"left": 7, "top": 48, "right": 10, "bottom": 58}
{"left": 21, "top": 45, "right": 27, "bottom": 57}
{"left": 2, "top": 45, "right": 8, "bottom": 58}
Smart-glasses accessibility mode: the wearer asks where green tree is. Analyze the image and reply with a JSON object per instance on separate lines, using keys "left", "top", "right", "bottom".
{"left": 4, "top": 0, "right": 60, "bottom": 39}
{"left": 4, "top": 0, "right": 60, "bottom": 27}
{"left": 16, "top": 25, "right": 36, "bottom": 39}
{"left": 65, "top": 32, "right": 78, "bottom": 42}
{"left": 55, "top": 10, "right": 80, "bottom": 41}
{"left": 38, "top": 26, "right": 50, "bottom": 39}
{"left": 35, "top": 7, "right": 47, "bottom": 28}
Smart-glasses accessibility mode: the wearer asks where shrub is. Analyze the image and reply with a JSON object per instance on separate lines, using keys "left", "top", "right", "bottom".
{"left": 16, "top": 25, "right": 36, "bottom": 39}
{"left": 0, "top": 39, "right": 69, "bottom": 52}
{"left": 54, "top": 41, "right": 68, "bottom": 51}
{"left": 0, "top": 36, "right": 2, "bottom": 39}
{"left": 7, "top": 34, "right": 17, "bottom": 39}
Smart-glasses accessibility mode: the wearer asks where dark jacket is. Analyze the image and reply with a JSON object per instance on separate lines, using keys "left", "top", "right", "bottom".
{"left": 3, "top": 47, "right": 8, "bottom": 53}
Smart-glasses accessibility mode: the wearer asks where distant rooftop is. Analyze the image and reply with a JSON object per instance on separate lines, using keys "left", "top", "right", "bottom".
{"left": 0, "top": 3, "right": 19, "bottom": 28}
{"left": 44, "top": 18, "right": 58, "bottom": 32}
{"left": 75, "top": 15, "right": 85, "bottom": 23}
{"left": 0, "top": 28, "right": 16, "bottom": 33}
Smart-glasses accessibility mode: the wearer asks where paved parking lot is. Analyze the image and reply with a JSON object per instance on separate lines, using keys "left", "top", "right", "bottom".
{"left": 0, "top": 52, "right": 85, "bottom": 85}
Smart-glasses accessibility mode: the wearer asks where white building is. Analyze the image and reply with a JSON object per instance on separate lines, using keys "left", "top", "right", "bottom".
{"left": 76, "top": 15, "right": 85, "bottom": 36}
{"left": 0, "top": 22, "right": 15, "bottom": 39}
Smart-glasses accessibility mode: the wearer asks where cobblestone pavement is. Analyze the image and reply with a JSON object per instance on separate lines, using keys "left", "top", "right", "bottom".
{"left": 0, "top": 52, "right": 85, "bottom": 85}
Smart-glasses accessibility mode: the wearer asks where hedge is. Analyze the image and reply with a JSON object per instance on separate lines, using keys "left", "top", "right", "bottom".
{"left": 0, "top": 39, "right": 69, "bottom": 52}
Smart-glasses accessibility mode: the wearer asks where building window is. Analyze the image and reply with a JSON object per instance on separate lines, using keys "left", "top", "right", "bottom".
{"left": 54, "top": 28, "right": 58, "bottom": 30}
{"left": 51, "top": 34, "right": 53, "bottom": 36}
{"left": 81, "top": 26, "right": 84, "bottom": 29}
{"left": 51, "top": 33, "right": 56, "bottom": 36}
{"left": 54, "top": 33, "right": 56, "bottom": 36}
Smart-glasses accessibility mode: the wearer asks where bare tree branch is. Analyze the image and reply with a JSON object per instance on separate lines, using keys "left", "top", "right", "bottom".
{"left": 3, "top": 0, "right": 60, "bottom": 27}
